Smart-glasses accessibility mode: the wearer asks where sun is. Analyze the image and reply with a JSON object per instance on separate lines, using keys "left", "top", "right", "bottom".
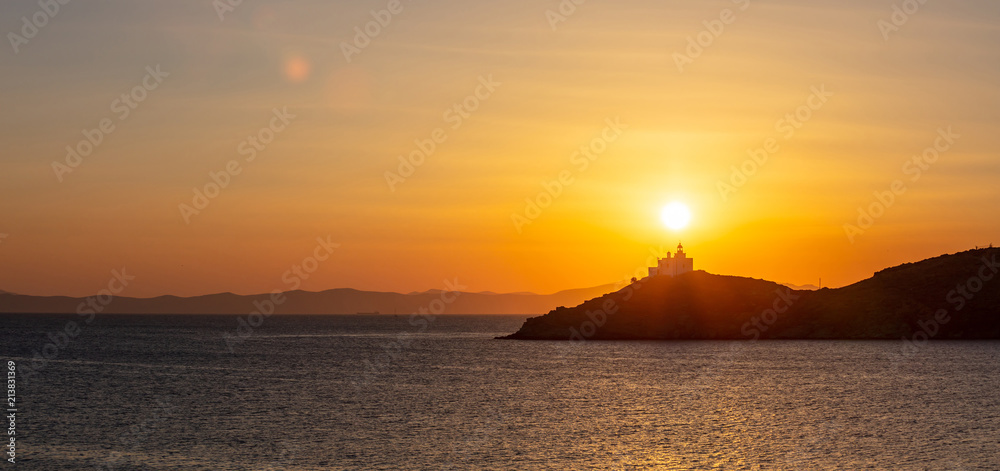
{"left": 660, "top": 202, "right": 691, "bottom": 230}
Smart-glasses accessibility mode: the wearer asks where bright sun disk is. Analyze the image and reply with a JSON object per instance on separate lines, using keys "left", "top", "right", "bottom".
{"left": 660, "top": 202, "right": 691, "bottom": 230}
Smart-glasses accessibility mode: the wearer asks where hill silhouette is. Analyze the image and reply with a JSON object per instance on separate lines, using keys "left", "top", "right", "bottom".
{"left": 501, "top": 248, "right": 1000, "bottom": 340}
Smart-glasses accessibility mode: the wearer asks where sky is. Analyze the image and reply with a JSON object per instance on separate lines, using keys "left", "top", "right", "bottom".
{"left": 1, "top": 0, "right": 999, "bottom": 298}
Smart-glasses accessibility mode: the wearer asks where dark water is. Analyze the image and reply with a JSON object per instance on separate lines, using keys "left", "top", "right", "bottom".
{"left": 2, "top": 313, "right": 999, "bottom": 470}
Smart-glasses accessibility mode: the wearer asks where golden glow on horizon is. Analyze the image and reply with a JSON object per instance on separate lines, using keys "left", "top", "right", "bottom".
{"left": 0, "top": 0, "right": 999, "bottom": 298}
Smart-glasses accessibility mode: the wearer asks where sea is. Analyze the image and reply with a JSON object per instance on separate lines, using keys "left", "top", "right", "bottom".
{"left": 2, "top": 313, "right": 999, "bottom": 470}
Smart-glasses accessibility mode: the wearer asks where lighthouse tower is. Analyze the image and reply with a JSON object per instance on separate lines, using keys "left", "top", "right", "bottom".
{"left": 648, "top": 242, "right": 695, "bottom": 277}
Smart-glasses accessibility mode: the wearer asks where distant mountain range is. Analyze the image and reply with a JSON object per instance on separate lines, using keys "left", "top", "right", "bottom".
{"left": 0, "top": 284, "right": 617, "bottom": 315}
{"left": 0, "top": 271, "right": 868, "bottom": 317}
{"left": 780, "top": 282, "right": 819, "bottom": 291}
{"left": 502, "top": 248, "right": 1000, "bottom": 340}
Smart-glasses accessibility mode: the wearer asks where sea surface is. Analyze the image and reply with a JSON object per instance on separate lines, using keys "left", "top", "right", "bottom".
{"left": 2, "top": 313, "right": 999, "bottom": 470}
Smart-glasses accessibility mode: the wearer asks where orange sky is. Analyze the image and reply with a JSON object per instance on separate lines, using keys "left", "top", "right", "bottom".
{"left": 1, "top": 0, "right": 999, "bottom": 298}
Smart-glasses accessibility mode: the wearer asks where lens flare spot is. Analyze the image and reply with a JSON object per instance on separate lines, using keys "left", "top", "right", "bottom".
{"left": 283, "top": 55, "right": 311, "bottom": 83}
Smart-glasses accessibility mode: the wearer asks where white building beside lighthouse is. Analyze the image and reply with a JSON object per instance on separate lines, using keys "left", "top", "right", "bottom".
{"left": 648, "top": 242, "right": 694, "bottom": 277}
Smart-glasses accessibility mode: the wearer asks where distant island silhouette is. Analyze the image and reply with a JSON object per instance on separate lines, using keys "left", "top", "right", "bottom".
{"left": 501, "top": 247, "right": 1000, "bottom": 340}
{"left": 0, "top": 285, "right": 618, "bottom": 316}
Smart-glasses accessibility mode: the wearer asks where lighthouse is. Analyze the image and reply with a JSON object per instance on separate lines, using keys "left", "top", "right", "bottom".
{"left": 648, "top": 242, "right": 694, "bottom": 277}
